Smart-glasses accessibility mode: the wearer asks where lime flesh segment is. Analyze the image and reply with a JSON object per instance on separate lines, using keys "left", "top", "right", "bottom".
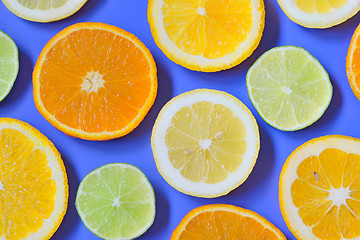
{"left": 0, "top": 31, "right": 18, "bottom": 102}
{"left": 247, "top": 46, "right": 332, "bottom": 131}
{"left": 76, "top": 163, "right": 156, "bottom": 240}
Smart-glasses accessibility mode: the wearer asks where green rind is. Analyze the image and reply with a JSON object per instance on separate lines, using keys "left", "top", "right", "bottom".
{"left": 0, "top": 30, "right": 19, "bottom": 102}
{"left": 246, "top": 45, "right": 333, "bottom": 131}
{"left": 75, "top": 163, "right": 156, "bottom": 240}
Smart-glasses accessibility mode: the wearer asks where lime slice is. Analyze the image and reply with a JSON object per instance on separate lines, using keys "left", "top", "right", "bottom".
{"left": 0, "top": 31, "right": 18, "bottom": 102}
{"left": 247, "top": 46, "right": 332, "bottom": 131}
{"left": 2, "top": 0, "right": 88, "bottom": 22}
{"left": 75, "top": 163, "right": 156, "bottom": 240}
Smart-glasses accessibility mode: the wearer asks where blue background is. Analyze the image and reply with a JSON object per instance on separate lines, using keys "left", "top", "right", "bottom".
{"left": 1, "top": 0, "right": 360, "bottom": 239}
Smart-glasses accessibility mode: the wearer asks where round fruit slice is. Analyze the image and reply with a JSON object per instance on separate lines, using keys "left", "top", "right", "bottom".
{"left": 0, "top": 118, "right": 68, "bottom": 240}
{"left": 0, "top": 31, "right": 18, "bottom": 102}
{"left": 151, "top": 89, "right": 260, "bottom": 198}
{"left": 280, "top": 135, "right": 360, "bottom": 240}
{"left": 75, "top": 163, "right": 155, "bottom": 240}
{"left": 2, "top": 0, "right": 88, "bottom": 23}
{"left": 171, "top": 204, "right": 286, "bottom": 239}
{"left": 148, "top": 0, "right": 265, "bottom": 72}
{"left": 33, "top": 22, "right": 157, "bottom": 141}
{"left": 347, "top": 23, "right": 360, "bottom": 101}
{"left": 277, "top": 0, "right": 360, "bottom": 28}
{"left": 247, "top": 46, "right": 332, "bottom": 131}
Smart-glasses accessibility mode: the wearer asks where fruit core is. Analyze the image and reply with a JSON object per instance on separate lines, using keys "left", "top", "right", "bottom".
{"left": 81, "top": 71, "right": 104, "bottom": 93}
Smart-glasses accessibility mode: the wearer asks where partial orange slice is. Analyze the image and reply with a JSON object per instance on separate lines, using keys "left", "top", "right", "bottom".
{"left": 280, "top": 135, "right": 360, "bottom": 240}
{"left": 171, "top": 204, "right": 286, "bottom": 239}
{"left": 0, "top": 118, "right": 68, "bottom": 240}
{"left": 33, "top": 22, "right": 157, "bottom": 140}
{"left": 347, "top": 23, "right": 360, "bottom": 101}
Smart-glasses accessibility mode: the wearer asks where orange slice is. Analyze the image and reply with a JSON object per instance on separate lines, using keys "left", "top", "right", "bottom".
{"left": 280, "top": 135, "right": 360, "bottom": 240}
{"left": 347, "top": 23, "right": 360, "bottom": 101}
{"left": 33, "top": 22, "right": 157, "bottom": 140}
{"left": 171, "top": 204, "right": 286, "bottom": 239}
{"left": 0, "top": 118, "right": 68, "bottom": 240}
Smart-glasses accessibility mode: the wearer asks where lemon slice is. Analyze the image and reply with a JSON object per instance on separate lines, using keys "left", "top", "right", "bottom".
{"left": 277, "top": 0, "right": 360, "bottom": 28}
{"left": 151, "top": 89, "right": 260, "bottom": 198}
{"left": 2, "top": 0, "right": 88, "bottom": 22}
{"left": 280, "top": 135, "right": 360, "bottom": 240}
{"left": 147, "top": 0, "right": 265, "bottom": 72}
{"left": 0, "top": 118, "right": 68, "bottom": 240}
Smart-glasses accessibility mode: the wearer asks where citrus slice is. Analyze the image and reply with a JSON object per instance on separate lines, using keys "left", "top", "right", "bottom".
{"left": 0, "top": 30, "right": 18, "bottom": 102}
{"left": 147, "top": 0, "right": 265, "bottom": 72}
{"left": 0, "top": 118, "right": 68, "bottom": 240}
{"left": 33, "top": 22, "right": 157, "bottom": 141}
{"left": 347, "top": 23, "right": 360, "bottom": 101}
{"left": 75, "top": 163, "right": 155, "bottom": 240}
{"left": 151, "top": 89, "right": 260, "bottom": 198}
{"left": 247, "top": 46, "right": 332, "bottom": 131}
{"left": 171, "top": 204, "right": 286, "bottom": 239}
{"left": 280, "top": 135, "right": 360, "bottom": 240}
{"left": 2, "top": 0, "right": 88, "bottom": 23}
{"left": 277, "top": 0, "right": 360, "bottom": 28}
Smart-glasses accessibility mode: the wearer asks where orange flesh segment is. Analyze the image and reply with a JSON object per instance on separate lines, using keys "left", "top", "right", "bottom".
{"left": 0, "top": 129, "right": 56, "bottom": 240}
{"left": 178, "top": 209, "right": 280, "bottom": 239}
{"left": 349, "top": 29, "right": 360, "bottom": 94}
{"left": 162, "top": 0, "right": 253, "bottom": 58}
{"left": 39, "top": 28, "right": 152, "bottom": 133}
{"left": 293, "top": 0, "right": 349, "bottom": 14}
{"left": 292, "top": 148, "right": 360, "bottom": 239}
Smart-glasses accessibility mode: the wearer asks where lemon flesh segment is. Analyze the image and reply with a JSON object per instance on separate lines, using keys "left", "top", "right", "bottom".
{"left": 166, "top": 101, "right": 247, "bottom": 184}
{"left": 152, "top": 89, "right": 260, "bottom": 198}
{"left": 0, "top": 31, "right": 18, "bottom": 102}
{"left": 76, "top": 163, "right": 155, "bottom": 240}
{"left": 278, "top": 0, "right": 360, "bottom": 28}
{"left": 2, "top": 0, "right": 88, "bottom": 22}
{"left": 247, "top": 46, "right": 332, "bottom": 131}
{"left": 293, "top": 0, "right": 349, "bottom": 14}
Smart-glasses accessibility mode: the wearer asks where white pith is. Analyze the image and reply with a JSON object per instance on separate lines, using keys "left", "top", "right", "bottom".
{"left": 328, "top": 187, "right": 350, "bottom": 207}
{"left": 280, "top": 136, "right": 360, "bottom": 240}
{"left": 152, "top": 89, "right": 260, "bottom": 197}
